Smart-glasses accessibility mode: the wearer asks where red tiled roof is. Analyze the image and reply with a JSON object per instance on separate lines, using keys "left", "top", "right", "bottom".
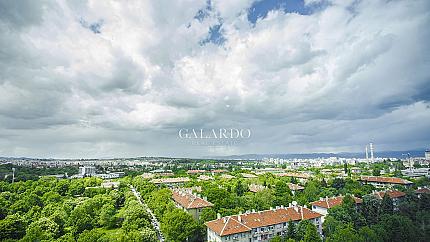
{"left": 186, "top": 170, "right": 206, "bottom": 174}
{"left": 372, "top": 190, "right": 406, "bottom": 199}
{"left": 211, "top": 169, "right": 228, "bottom": 173}
{"left": 206, "top": 206, "right": 322, "bottom": 237}
{"left": 359, "top": 176, "right": 413, "bottom": 185}
{"left": 415, "top": 187, "right": 430, "bottom": 194}
{"left": 151, "top": 177, "right": 190, "bottom": 184}
{"left": 172, "top": 190, "right": 213, "bottom": 209}
{"left": 310, "top": 196, "right": 363, "bottom": 209}
{"left": 277, "top": 172, "right": 311, "bottom": 179}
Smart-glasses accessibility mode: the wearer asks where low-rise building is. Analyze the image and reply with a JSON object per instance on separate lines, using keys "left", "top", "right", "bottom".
{"left": 206, "top": 204, "right": 323, "bottom": 242}
{"left": 370, "top": 190, "right": 406, "bottom": 209}
{"left": 249, "top": 184, "right": 266, "bottom": 193}
{"left": 310, "top": 195, "right": 362, "bottom": 222}
{"left": 151, "top": 177, "right": 191, "bottom": 186}
{"left": 288, "top": 183, "right": 304, "bottom": 195}
{"left": 187, "top": 170, "right": 206, "bottom": 175}
{"left": 220, "top": 174, "right": 235, "bottom": 179}
{"left": 358, "top": 176, "right": 413, "bottom": 188}
{"left": 415, "top": 187, "right": 430, "bottom": 198}
{"left": 198, "top": 175, "right": 214, "bottom": 181}
{"left": 242, "top": 173, "right": 258, "bottom": 179}
{"left": 276, "top": 172, "right": 311, "bottom": 182}
{"left": 172, "top": 189, "right": 213, "bottom": 220}
{"left": 401, "top": 168, "right": 430, "bottom": 178}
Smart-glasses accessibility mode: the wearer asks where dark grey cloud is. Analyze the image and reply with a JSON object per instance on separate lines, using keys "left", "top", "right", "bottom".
{"left": 0, "top": 0, "right": 429, "bottom": 158}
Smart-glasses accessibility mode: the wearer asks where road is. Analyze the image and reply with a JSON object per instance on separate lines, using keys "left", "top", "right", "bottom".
{"left": 130, "top": 185, "right": 165, "bottom": 242}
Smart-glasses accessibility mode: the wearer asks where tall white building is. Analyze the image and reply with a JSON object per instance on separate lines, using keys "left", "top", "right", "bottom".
{"left": 79, "top": 166, "right": 96, "bottom": 177}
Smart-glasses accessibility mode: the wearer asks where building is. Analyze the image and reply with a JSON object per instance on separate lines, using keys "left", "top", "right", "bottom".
{"left": 415, "top": 187, "right": 430, "bottom": 198}
{"left": 211, "top": 169, "right": 228, "bottom": 174}
{"left": 370, "top": 190, "right": 406, "bottom": 210}
{"left": 401, "top": 168, "right": 430, "bottom": 178}
{"left": 101, "top": 181, "right": 120, "bottom": 189}
{"left": 276, "top": 172, "right": 311, "bottom": 182}
{"left": 171, "top": 189, "right": 213, "bottom": 220}
{"left": 206, "top": 204, "right": 323, "bottom": 242}
{"left": 288, "top": 183, "right": 304, "bottom": 195}
{"left": 198, "top": 175, "right": 214, "bottom": 181}
{"left": 220, "top": 174, "right": 235, "bottom": 179}
{"left": 150, "top": 177, "right": 191, "bottom": 186}
{"left": 242, "top": 173, "right": 258, "bottom": 179}
{"left": 358, "top": 176, "right": 413, "bottom": 188}
{"left": 187, "top": 170, "right": 206, "bottom": 175}
{"left": 79, "top": 166, "right": 96, "bottom": 177}
{"left": 425, "top": 149, "right": 430, "bottom": 160}
{"left": 310, "top": 196, "right": 362, "bottom": 222}
{"left": 94, "top": 172, "right": 125, "bottom": 179}
{"left": 249, "top": 184, "right": 266, "bottom": 193}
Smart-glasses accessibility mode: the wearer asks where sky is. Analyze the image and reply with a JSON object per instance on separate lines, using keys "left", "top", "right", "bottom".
{"left": 0, "top": 0, "right": 429, "bottom": 158}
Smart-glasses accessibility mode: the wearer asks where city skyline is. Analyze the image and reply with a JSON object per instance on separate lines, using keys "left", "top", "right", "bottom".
{"left": 1, "top": 0, "right": 429, "bottom": 158}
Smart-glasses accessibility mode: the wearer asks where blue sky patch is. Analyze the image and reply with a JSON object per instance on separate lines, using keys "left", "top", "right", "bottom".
{"left": 80, "top": 18, "right": 104, "bottom": 34}
{"left": 248, "top": 0, "right": 328, "bottom": 24}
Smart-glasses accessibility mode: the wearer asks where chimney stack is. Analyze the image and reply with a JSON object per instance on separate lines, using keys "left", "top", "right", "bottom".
{"left": 217, "top": 213, "right": 221, "bottom": 219}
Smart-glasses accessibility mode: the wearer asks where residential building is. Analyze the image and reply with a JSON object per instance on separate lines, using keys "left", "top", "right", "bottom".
{"left": 79, "top": 166, "right": 96, "bottom": 177}
{"left": 249, "top": 184, "right": 266, "bottom": 193}
{"left": 172, "top": 189, "right": 213, "bottom": 220}
{"left": 358, "top": 176, "right": 413, "bottom": 188}
{"left": 415, "top": 187, "right": 430, "bottom": 198}
{"left": 198, "top": 175, "right": 214, "bottom": 181}
{"left": 288, "top": 183, "right": 304, "bottom": 195}
{"left": 220, "top": 174, "right": 235, "bottom": 179}
{"left": 310, "top": 196, "right": 362, "bottom": 222}
{"left": 276, "top": 172, "right": 311, "bottom": 183}
{"left": 242, "top": 173, "right": 258, "bottom": 179}
{"left": 150, "top": 177, "right": 191, "bottom": 186}
{"left": 206, "top": 204, "right": 323, "bottom": 242}
{"left": 187, "top": 170, "right": 206, "bottom": 175}
{"left": 370, "top": 190, "right": 406, "bottom": 209}
{"left": 401, "top": 168, "right": 430, "bottom": 178}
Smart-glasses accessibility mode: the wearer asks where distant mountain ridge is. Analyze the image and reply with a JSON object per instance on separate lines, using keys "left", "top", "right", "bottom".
{"left": 207, "top": 150, "right": 427, "bottom": 160}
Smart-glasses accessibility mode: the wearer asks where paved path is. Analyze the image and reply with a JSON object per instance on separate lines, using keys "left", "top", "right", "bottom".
{"left": 130, "top": 185, "right": 165, "bottom": 242}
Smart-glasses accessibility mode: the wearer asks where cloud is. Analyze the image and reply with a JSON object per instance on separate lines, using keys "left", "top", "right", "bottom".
{"left": 0, "top": 0, "right": 429, "bottom": 158}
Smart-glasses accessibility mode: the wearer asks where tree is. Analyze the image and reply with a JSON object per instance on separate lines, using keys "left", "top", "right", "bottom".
{"left": 22, "top": 217, "right": 60, "bottom": 241}
{"left": 302, "top": 222, "right": 322, "bottom": 242}
{"left": 99, "top": 203, "right": 117, "bottom": 228}
{"left": 287, "top": 220, "right": 296, "bottom": 239}
{"left": 0, "top": 213, "right": 26, "bottom": 240}
{"left": 362, "top": 195, "right": 380, "bottom": 225}
{"left": 358, "top": 226, "right": 382, "bottom": 242}
{"left": 296, "top": 220, "right": 312, "bottom": 241}
{"left": 270, "top": 235, "right": 282, "bottom": 242}
{"left": 273, "top": 180, "right": 292, "bottom": 206}
{"left": 323, "top": 216, "right": 343, "bottom": 238}
{"left": 326, "top": 225, "right": 361, "bottom": 242}
{"left": 200, "top": 207, "right": 216, "bottom": 222}
{"left": 372, "top": 168, "right": 381, "bottom": 176}
{"left": 379, "top": 214, "right": 419, "bottom": 242}
{"left": 161, "top": 209, "right": 199, "bottom": 242}
{"left": 235, "top": 179, "right": 247, "bottom": 196}
{"left": 380, "top": 193, "right": 393, "bottom": 215}
{"left": 122, "top": 200, "right": 151, "bottom": 232}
